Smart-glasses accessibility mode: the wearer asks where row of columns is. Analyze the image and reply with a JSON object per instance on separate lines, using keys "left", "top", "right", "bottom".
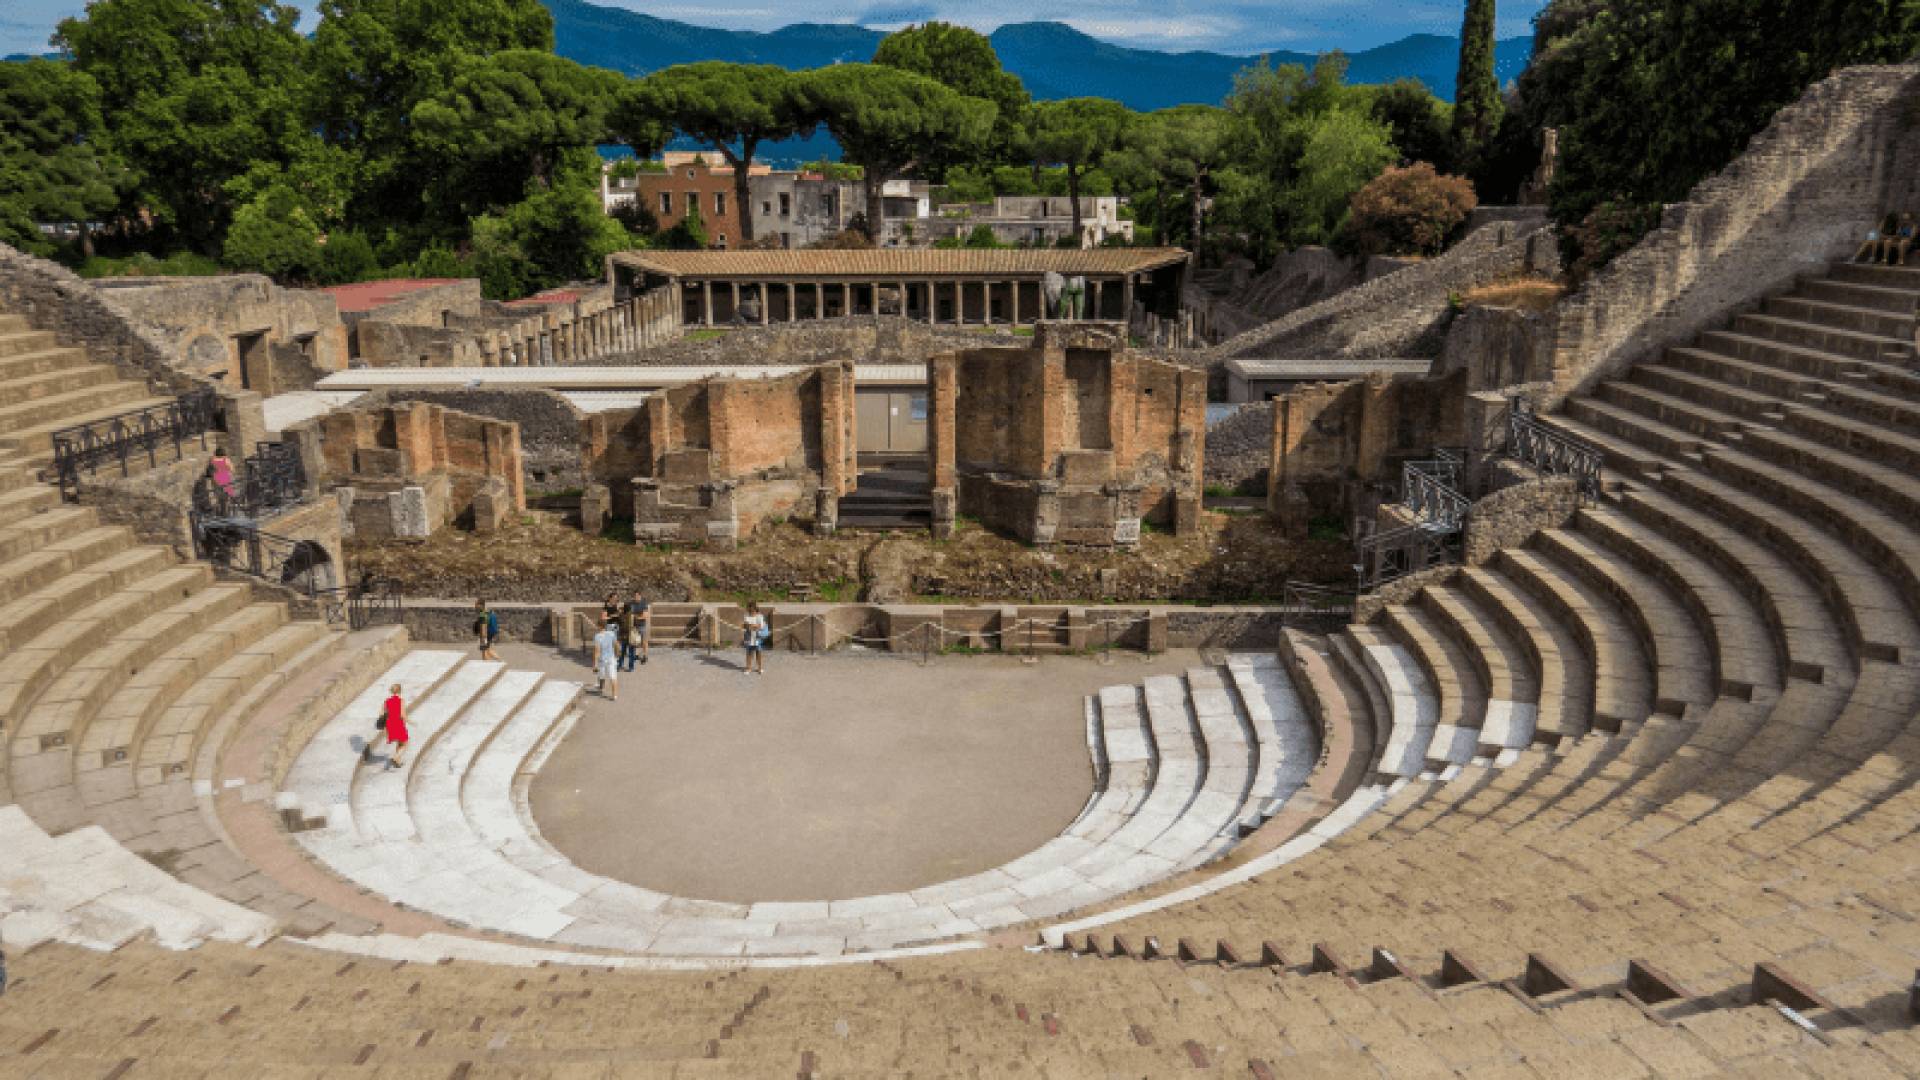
{"left": 679, "top": 275, "right": 1138, "bottom": 328}
{"left": 478, "top": 292, "right": 683, "bottom": 367}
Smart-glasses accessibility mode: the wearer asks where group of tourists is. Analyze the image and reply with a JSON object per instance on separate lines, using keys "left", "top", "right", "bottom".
{"left": 1856, "top": 210, "right": 1917, "bottom": 265}
{"left": 589, "top": 590, "right": 652, "bottom": 701}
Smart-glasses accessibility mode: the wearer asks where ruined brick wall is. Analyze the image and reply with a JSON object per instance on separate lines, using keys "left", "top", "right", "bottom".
{"left": 597, "top": 316, "right": 1022, "bottom": 368}
{"left": 355, "top": 320, "right": 483, "bottom": 368}
{"left": 1205, "top": 401, "right": 1274, "bottom": 495}
{"left": 933, "top": 323, "right": 1203, "bottom": 544}
{"left": 1461, "top": 474, "right": 1578, "bottom": 566}
{"left": 1545, "top": 64, "right": 1920, "bottom": 403}
{"left": 1267, "top": 369, "right": 1469, "bottom": 523}
{"left": 580, "top": 362, "right": 854, "bottom": 533}
{"left": 91, "top": 275, "right": 349, "bottom": 392}
{"left": 371, "top": 388, "right": 584, "bottom": 491}
{"left": 298, "top": 400, "right": 524, "bottom": 536}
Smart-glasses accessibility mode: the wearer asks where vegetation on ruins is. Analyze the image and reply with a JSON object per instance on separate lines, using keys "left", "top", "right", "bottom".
{"left": 1344, "top": 164, "right": 1479, "bottom": 257}
{"left": 6, "top": 0, "right": 1915, "bottom": 295}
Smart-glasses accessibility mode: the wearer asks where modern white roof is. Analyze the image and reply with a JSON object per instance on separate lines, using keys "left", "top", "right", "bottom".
{"left": 558, "top": 391, "right": 655, "bottom": 413}
{"left": 263, "top": 390, "right": 368, "bottom": 433}
{"left": 317, "top": 364, "right": 929, "bottom": 392}
{"left": 1225, "top": 356, "right": 1435, "bottom": 381}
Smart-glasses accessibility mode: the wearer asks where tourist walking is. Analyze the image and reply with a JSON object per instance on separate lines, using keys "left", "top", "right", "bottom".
{"left": 474, "top": 598, "right": 500, "bottom": 661}
{"left": 594, "top": 617, "right": 621, "bottom": 701}
{"left": 362, "top": 683, "right": 410, "bottom": 770}
{"left": 622, "top": 589, "right": 650, "bottom": 670}
{"left": 209, "top": 446, "right": 237, "bottom": 501}
{"left": 742, "top": 601, "right": 768, "bottom": 676}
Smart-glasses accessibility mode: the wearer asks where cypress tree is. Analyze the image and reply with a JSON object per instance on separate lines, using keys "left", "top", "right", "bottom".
{"left": 1453, "top": 0, "right": 1500, "bottom": 152}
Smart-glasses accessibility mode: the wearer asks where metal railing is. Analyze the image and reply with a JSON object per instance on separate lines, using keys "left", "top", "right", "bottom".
{"left": 1354, "top": 522, "right": 1461, "bottom": 593}
{"left": 189, "top": 512, "right": 400, "bottom": 630}
{"left": 1400, "top": 448, "right": 1470, "bottom": 532}
{"left": 1280, "top": 580, "right": 1357, "bottom": 627}
{"left": 1507, "top": 398, "right": 1603, "bottom": 504}
{"left": 191, "top": 439, "right": 308, "bottom": 519}
{"left": 49, "top": 386, "right": 221, "bottom": 500}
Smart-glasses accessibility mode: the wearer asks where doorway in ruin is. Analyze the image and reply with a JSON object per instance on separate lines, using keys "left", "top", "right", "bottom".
{"left": 840, "top": 384, "right": 931, "bottom": 530}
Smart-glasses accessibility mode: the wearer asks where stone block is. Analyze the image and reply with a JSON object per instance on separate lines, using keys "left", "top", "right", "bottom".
{"left": 1058, "top": 449, "right": 1114, "bottom": 485}
{"left": 580, "top": 483, "right": 610, "bottom": 537}
{"left": 1113, "top": 517, "right": 1142, "bottom": 546}
{"left": 354, "top": 447, "right": 408, "bottom": 478}
{"left": 660, "top": 449, "right": 713, "bottom": 484}
{"left": 634, "top": 522, "right": 680, "bottom": 544}
{"left": 471, "top": 477, "right": 510, "bottom": 535}
{"left": 389, "top": 486, "right": 433, "bottom": 538}
{"left": 705, "top": 519, "right": 738, "bottom": 551}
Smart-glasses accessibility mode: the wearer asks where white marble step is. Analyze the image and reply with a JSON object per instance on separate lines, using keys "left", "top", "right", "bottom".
{"left": 353, "top": 660, "right": 505, "bottom": 842}
{"left": 0, "top": 805, "right": 276, "bottom": 952}
{"left": 461, "top": 679, "right": 582, "bottom": 852}
{"left": 283, "top": 650, "right": 464, "bottom": 830}
{"left": 1349, "top": 632, "right": 1440, "bottom": 778}
{"left": 1224, "top": 654, "right": 1318, "bottom": 833}
{"left": 1167, "top": 667, "right": 1253, "bottom": 870}
{"left": 410, "top": 669, "right": 545, "bottom": 842}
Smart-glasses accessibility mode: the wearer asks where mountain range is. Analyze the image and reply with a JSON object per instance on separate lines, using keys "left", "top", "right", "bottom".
{"left": 548, "top": 0, "right": 1534, "bottom": 110}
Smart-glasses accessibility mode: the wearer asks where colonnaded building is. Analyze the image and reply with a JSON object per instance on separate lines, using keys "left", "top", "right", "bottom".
{"left": 0, "top": 64, "right": 1918, "bottom": 1077}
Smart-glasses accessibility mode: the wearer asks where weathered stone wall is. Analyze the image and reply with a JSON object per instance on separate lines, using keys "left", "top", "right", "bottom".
{"left": 344, "top": 279, "right": 482, "bottom": 329}
{"left": 91, "top": 274, "right": 349, "bottom": 392}
{"left": 356, "top": 320, "right": 484, "bottom": 368}
{"left": 1437, "top": 305, "right": 1556, "bottom": 392}
{"left": 1211, "top": 219, "right": 1559, "bottom": 367}
{"left": 1461, "top": 474, "right": 1578, "bottom": 566}
{"left": 1204, "top": 401, "right": 1274, "bottom": 495}
{"left": 0, "top": 242, "right": 268, "bottom": 455}
{"left": 580, "top": 363, "right": 855, "bottom": 541}
{"left": 75, "top": 450, "right": 211, "bottom": 556}
{"left": 931, "top": 322, "right": 1204, "bottom": 546}
{"left": 597, "top": 316, "right": 1023, "bottom": 368}
{"left": 371, "top": 388, "right": 586, "bottom": 491}
{"left": 297, "top": 400, "right": 525, "bottom": 539}
{"left": 1543, "top": 64, "right": 1920, "bottom": 403}
{"left": 1266, "top": 369, "right": 1469, "bottom": 526}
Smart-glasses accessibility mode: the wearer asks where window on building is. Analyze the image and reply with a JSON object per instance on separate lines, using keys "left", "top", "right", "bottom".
{"left": 686, "top": 168, "right": 695, "bottom": 178}
{"left": 779, "top": 193, "right": 791, "bottom": 217}
{"left": 715, "top": 234, "right": 728, "bottom": 249}
{"left": 686, "top": 192, "right": 698, "bottom": 214}
{"left": 715, "top": 192, "right": 726, "bottom": 216}
{"left": 781, "top": 232, "right": 791, "bottom": 248}
{"left": 660, "top": 192, "right": 672, "bottom": 214}
{"left": 762, "top": 200, "right": 772, "bottom": 215}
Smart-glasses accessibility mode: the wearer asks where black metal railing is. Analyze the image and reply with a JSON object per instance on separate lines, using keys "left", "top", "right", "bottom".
{"left": 1400, "top": 449, "right": 1471, "bottom": 532}
{"left": 49, "top": 386, "right": 222, "bottom": 500}
{"left": 1354, "top": 522, "right": 1461, "bottom": 593}
{"left": 189, "top": 512, "right": 400, "bottom": 630}
{"left": 1280, "top": 580, "right": 1358, "bottom": 627}
{"left": 191, "top": 439, "right": 308, "bottom": 518}
{"left": 1507, "top": 398, "right": 1603, "bottom": 504}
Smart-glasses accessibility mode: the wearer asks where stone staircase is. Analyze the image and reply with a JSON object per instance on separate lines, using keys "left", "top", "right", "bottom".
{"left": 1051, "top": 255, "right": 1920, "bottom": 1041}
{"left": 277, "top": 651, "right": 1319, "bottom": 958}
{"left": 0, "top": 312, "right": 174, "bottom": 464}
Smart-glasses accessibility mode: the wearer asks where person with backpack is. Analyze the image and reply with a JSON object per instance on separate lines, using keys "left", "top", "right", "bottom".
{"left": 622, "top": 589, "right": 651, "bottom": 671}
{"left": 741, "top": 601, "right": 769, "bottom": 676}
{"left": 474, "top": 598, "right": 500, "bottom": 661}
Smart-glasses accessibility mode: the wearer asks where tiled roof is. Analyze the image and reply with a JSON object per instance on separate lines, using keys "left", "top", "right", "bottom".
{"left": 321, "top": 278, "right": 464, "bottom": 313}
{"left": 609, "top": 248, "right": 1189, "bottom": 279}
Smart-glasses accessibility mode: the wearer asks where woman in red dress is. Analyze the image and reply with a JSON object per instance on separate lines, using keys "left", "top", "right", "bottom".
{"left": 364, "top": 683, "right": 410, "bottom": 770}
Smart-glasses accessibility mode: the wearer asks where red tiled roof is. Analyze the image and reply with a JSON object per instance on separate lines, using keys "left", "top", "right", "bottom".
{"left": 609, "top": 248, "right": 1189, "bottom": 279}
{"left": 321, "top": 278, "right": 464, "bottom": 313}
{"left": 504, "top": 288, "right": 585, "bottom": 308}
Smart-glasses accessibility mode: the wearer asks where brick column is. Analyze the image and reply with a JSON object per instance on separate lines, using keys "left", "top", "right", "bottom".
{"left": 928, "top": 355, "right": 959, "bottom": 539}
{"left": 786, "top": 282, "right": 796, "bottom": 322}
{"left": 1011, "top": 279, "right": 1021, "bottom": 325}
{"left": 926, "top": 282, "right": 936, "bottom": 324}
{"left": 1122, "top": 274, "right": 1135, "bottom": 328}
{"left": 702, "top": 281, "right": 714, "bottom": 327}
{"left": 1092, "top": 279, "right": 1104, "bottom": 320}
{"left": 759, "top": 283, "right": 770, "bottom": 325}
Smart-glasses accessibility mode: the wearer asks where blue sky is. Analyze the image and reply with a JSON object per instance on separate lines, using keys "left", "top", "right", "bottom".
{"left": 6, "top": 0, "right": 1547, "bottom": 56}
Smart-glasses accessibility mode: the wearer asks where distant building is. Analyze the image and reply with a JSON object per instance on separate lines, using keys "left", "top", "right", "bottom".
{"left": 609, "top": 153, "right": 774, "bottom": 250}
{"left": 749, "top": 171, "right": 864, "bottom": 249}
{"left": 928, "top": 196, "right": 1135, "bottom": 249}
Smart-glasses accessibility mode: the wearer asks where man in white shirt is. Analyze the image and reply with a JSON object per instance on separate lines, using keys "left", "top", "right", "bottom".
{"left": 593, "top": 617, "right": 620, "bottom": 701}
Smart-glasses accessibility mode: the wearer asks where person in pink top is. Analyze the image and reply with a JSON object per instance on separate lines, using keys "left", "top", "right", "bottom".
{"left": 209, "top": 447, "right": 237, "bottom": 506}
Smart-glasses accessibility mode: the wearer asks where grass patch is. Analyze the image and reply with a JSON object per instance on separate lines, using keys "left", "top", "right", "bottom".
{"left": 1307, "top": 515, "right": 1346, "bottom": 543}
{"left": 683, "top": 328, "right": 728, "bottom": 342}
{"left": 1203, "top": 482, "right": 1236, "bottom": 499}
{"left": 1458, "top": 276, "right": 1565, "bottom": 313}
{"left": 814, "top": 577, "right": 854, "bottom": 602}
{"left": 599, "top": 517, "right": 636, "bottom": 545}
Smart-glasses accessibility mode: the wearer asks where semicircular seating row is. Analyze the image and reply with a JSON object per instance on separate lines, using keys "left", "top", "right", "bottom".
{"left": 1038, "top": 260, "right": 1920, "bottom": 1029}
{"left": 277, "top": 651, "right": 1324, "bottom": 957}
